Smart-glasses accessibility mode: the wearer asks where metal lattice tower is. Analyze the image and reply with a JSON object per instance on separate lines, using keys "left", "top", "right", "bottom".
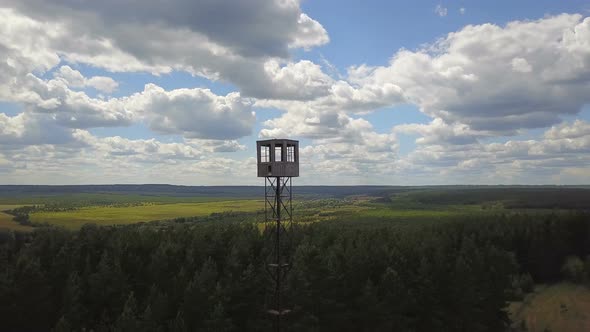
{"left": 257, "top": 139, "right": 299, "bottom": 332}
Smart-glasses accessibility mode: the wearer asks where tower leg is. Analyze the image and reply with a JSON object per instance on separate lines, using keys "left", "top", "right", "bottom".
{"left": 275, "top": 176, "right": 281, "bottom": 332}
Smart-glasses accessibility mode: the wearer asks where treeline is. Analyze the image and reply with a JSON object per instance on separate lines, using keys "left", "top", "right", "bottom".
{"left": 400, "top": 188, "right": 590, "bottom": 209}
{"left": 0, "top": 212, "right": 589, "bottom": 331}
{"left": 4, "top": 206, "right": 36, "bottom": 226}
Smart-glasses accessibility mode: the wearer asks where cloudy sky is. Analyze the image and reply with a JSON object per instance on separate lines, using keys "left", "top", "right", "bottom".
{"left": 1, "top": 0, "right": 590, "bottom": 185}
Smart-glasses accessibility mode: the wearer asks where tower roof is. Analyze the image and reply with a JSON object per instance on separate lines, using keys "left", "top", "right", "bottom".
{"left": 257, "top": 138, "right": 299, "bottom": 144}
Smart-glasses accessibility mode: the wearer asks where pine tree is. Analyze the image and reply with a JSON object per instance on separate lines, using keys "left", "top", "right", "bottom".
{"left": 140, "top": 304, "right": 160, "bottom": 332}
{"left": 169, "top": 310, "right": 187, "bottom": 332}
{"left": 357, "top": 279, "right": 380, "bottom": 331}
{"left": 53, "top": 316, "right": 72, "bottom": 332}
{"left": 114, "top": 292, "right": 140, "bottom": 332}
{"left": 62, "top": 271, "right": 87, "bottom": 329}
{"left": 183, "top": 257, "right": 218, "bottom": 329}
{"left": 205, "top": 301, "right": 234, "bottom": 332}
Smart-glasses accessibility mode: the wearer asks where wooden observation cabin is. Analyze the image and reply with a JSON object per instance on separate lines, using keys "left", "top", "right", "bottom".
{"left": 256, "top": 139, "right": 299, "bottom": 178}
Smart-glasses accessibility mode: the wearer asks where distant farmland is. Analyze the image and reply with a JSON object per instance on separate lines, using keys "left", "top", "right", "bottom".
{"left": 29, "top": 200, "right": 262, "bottom": 229}
{"left": 1, "top": 185, "right": 589, "bottom": 231}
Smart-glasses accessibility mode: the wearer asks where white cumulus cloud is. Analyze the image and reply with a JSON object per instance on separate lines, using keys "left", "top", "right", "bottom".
{"left": 53, "top": 65, "right": 119, "bottom": 93}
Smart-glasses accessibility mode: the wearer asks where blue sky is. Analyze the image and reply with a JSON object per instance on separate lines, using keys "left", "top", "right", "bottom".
{"left": 1, "top": 1, "right": 590, "bottom": 185}
{"left": 302, "top": 0, "right": 589, "bottom": 64}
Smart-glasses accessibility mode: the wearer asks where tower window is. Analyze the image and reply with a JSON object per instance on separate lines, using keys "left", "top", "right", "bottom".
{"left": 275, "top": 146, "right": 282, "bottom": 162}
{"left": 287, "top": 145, "right": 295, "bottom": 162}
{"left": 260, "top": 145, "right": 270, "bottom": 162}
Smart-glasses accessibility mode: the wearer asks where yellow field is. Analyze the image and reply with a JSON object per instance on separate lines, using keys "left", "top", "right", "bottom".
{"left": 508, "top": 283, "right": 590, "bottom": 332}
{"left": 0, "top": 205, "right": 34, "bottom": 232}
{"left": 30, "top": 200, "right": 263, "bottom": 229}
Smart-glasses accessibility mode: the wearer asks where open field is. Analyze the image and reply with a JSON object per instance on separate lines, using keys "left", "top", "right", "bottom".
{"left": 30, "top": 200, "right": 263, "bottom": 229}
{"left": 3, "top": 196, "right": 491, "bottom": 231}
{"left": 339, "top": 202, "right": 483, "bottom": 220}
{"left": 508, "top": 283, "right": 590, "bottom": 332}
{"left": 0, "top": 185, "right": 587, "bottom": 231}
{"left": 0, "top": 192, "right": 252, "bottom": 207}
{"left": 28, "top": 197, "right": 470, "bottom": 230}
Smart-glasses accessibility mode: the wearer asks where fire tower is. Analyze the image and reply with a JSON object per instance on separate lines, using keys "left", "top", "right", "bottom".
{"left": 256, "top": 139, "right": 299, "bottom": 332}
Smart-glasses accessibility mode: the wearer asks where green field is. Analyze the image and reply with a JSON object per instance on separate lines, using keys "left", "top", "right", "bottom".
{"left": 28, "top": 198, "right": 469, "bottom": 230}
{"left": 1, "top": 186, "right": 587, "bottom": 231}
{"left": 0, "top": 193, "right": 251, "bottom": 206}
{"left": 30, "top": 200, "right": 263, "bottom": 229}
{"left": 342, "top": 202, "right": 482, "bottom": 219}
{"left": 508, "top": 283, "right": 590, "bottom": 332}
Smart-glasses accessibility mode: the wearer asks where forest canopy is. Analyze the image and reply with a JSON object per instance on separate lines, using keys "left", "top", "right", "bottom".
{"left": 1, "top": 211, "right": 589, "bottom": 331}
